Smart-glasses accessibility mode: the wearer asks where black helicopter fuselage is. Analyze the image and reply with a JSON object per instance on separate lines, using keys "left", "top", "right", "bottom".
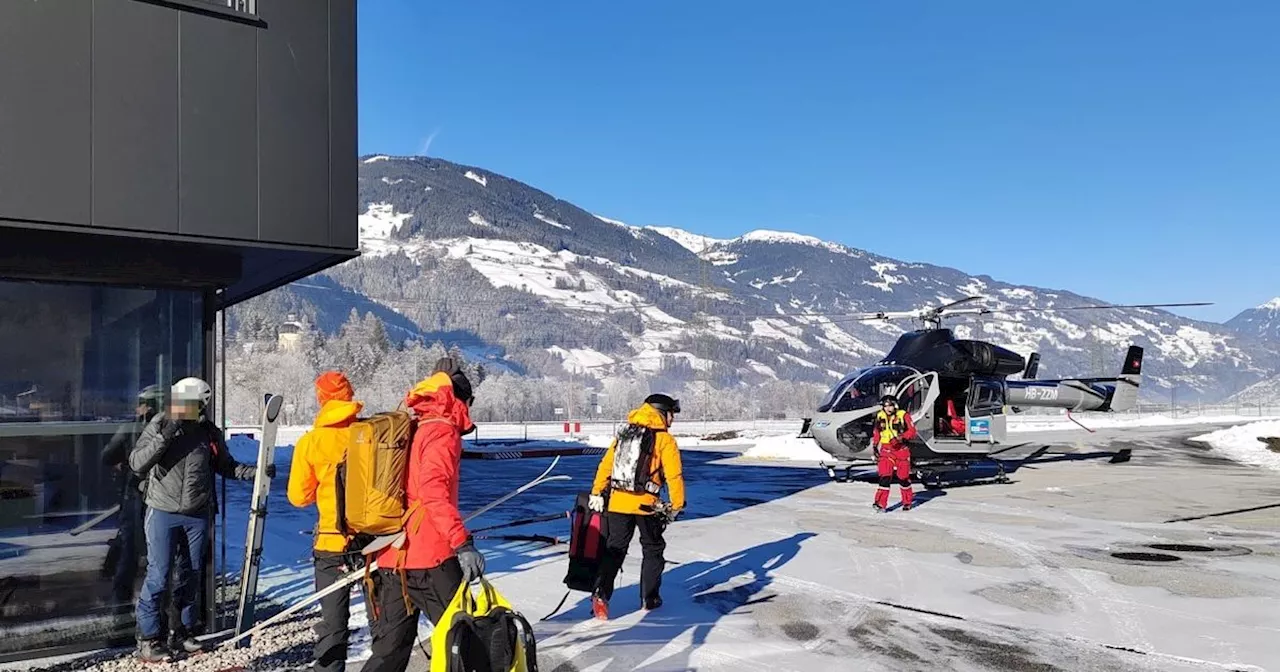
{"left": 878, "top": 328, "right": 1025, "bottom": 380}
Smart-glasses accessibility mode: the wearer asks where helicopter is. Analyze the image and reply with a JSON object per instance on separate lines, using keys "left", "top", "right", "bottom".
{"left": 798, "top": 296, "right": 1211, "bottom": 485}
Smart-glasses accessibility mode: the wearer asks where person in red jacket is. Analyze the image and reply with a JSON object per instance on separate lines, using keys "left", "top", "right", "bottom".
{"left": 363, "top": 359, "right": 484, "bottom": 672}
{"left": 872, "top": 394, "right": 918, "bottom": 511}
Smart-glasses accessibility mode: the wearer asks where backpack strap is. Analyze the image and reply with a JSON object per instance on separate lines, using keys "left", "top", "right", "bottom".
{"left": 399, "top": 566, "right": 413, "bottom": 618}
{"left": 364, "top": 562, "right": 380, "bottom": 621}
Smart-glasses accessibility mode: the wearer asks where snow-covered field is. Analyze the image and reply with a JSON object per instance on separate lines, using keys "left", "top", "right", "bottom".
{"left": 1190, "top": 420, "right": 1280, "bottom": 471}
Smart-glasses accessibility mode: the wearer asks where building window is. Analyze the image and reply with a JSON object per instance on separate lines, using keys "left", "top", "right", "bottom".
{"left": 0, "top": 279, "right": 203, "bottom": 658}
{"left": 191, "top": 0, "right": 256, "bottom": 15}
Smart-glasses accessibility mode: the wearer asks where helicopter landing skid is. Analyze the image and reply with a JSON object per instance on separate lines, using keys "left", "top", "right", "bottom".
{"left": 819, "top": 460, "right": 874, "bottom": 483}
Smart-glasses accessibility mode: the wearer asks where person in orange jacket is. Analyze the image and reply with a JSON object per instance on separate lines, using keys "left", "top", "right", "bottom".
{"left": 287, "top": 371, "right": 364, "bottom": 672}
{"left": 588, "top": 393, "right": 685, "bottom": 620}
{"left": 872, "top": 394, "right": 918, "bottom": 511}
{"left": 363, "top": 359, "right": 483, "bottom": 672}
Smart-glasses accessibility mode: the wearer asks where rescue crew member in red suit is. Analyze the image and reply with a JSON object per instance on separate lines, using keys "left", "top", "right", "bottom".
{"left": 872, "top": 395, "right": 918, "bottom": 511}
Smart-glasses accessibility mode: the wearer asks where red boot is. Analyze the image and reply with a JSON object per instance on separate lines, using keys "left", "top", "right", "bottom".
{"left": 592, "top": 595, "right": 609, "bottom": 621}
{"left": 873, "top": 487, "right": 889, "bottom": 511}
{"left": 900, "top": 486, "right": 914, "bottom": 511}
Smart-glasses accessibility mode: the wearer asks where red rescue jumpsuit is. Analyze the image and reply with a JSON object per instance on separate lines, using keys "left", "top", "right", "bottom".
{"left": 872, "top": 409, "right": 917, "bottom": 510}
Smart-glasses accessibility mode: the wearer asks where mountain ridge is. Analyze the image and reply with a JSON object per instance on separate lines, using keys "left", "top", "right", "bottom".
{"left": 227, "top": 154, "right": 1278, "bottom": 404}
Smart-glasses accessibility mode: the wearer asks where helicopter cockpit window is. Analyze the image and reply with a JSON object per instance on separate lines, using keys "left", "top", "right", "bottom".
{"left": 831, "top": 366, "right": 918, "bottom": 413}
{"left": 817, "top": 371, "right": 862, "bottom": 413}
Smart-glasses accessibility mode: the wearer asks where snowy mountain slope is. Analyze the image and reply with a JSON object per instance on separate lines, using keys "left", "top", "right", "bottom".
{"left": 1227, "top": 297, "right": 1280, "bottom": 343}
{"left": 1227, "top": 373, "right": 1280, "bottom": 406}
{"left": 238, "top": 155, "right": 1277, "bottom": 401}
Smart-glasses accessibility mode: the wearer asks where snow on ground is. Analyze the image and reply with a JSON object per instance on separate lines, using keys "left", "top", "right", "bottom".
{"left": 863, "top": 261, "right": 906, "bottom": 292}
{"left": 463, "top": 170, "right": 487, "bottom": 186}
{"left": 1190, "top": 420, "right": 1280, "bottom": 471}
{"left": 749, "top": 318, "right": 812, "bottom": 352}
{"left": 645, "top": 226, "right": 726, "bottom": 254}
{"left": 547, "top": 345, "right": 615, "bottom": 372}
{"left": 533, "top": 212, "right": 571, "bottom": 230}
{"left": 357, "top": 202, "right": 413, "bottom": 256}
{"left": 1007, "top": 411, "right": 1280, "bottom": 433}
{"left": 592, "top": 214, "right": 645, "bottom": 239}
{"left": 740, "top": 435, "right": 834, "bottom": 461}
{"left": 738, "top": 229, "right": 854, "bottom": 256}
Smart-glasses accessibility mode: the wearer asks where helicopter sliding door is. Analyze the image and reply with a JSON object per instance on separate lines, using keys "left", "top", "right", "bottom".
{"left": 893, "top": 371, "right": 939, "bottom": 443}
{"left": 965, "top": 376, "right": 1007, "bottom": 444}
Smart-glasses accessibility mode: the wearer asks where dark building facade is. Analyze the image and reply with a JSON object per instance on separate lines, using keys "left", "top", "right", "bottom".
{"left": 0, "top": 0, "right": 358, "bottom": 660}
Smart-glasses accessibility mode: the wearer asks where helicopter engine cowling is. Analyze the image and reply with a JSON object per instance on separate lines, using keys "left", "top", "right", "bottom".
{"left": 951, "top": 340, "right": 1026, "bottom": 377}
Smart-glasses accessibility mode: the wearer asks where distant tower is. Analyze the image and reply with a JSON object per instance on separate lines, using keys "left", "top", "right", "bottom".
{"left": 278, "top": 314, "right": 307, "bottom": 352}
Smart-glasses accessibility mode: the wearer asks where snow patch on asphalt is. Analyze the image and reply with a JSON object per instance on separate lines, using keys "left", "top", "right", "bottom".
{"left": 1190, "top": 420, "right": 1280, "bottom": 471}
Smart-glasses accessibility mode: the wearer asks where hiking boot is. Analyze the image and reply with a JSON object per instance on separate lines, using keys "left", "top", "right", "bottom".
{"left": 872, "top": 504, "right": 885, "bottom": 513}
{"left": 591, "top": 595, "right": 609, "bottom": 621}
{"left": 643, "top": 596, "right": 663, "bottom": 611}
{"left": 174, "top": 636, "right": 205, "bottom": 654}
{"left": 136, "top": 639, "right": 172, "bottom": 663}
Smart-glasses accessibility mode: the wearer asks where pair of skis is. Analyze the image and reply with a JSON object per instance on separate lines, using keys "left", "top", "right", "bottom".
{"left": 218, "top": 455, "right": 570, "bottom": 650}
{"left": 231, "top": 393, "right": 285, "bottom": 640}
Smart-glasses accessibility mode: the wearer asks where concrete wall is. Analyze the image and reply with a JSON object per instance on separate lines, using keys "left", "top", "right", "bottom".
{"left": 0, "top": 0, "right": 357, "bottom": 252}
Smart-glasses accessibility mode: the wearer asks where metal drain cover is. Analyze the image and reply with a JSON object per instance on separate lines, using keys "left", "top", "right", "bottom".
{"left": 1148, "top": 543, "right": 1214, "bottom": 553}
{"left": 1144, "top": 542, "right": 1253, "bottom": 558}
{"left": 1111, "top": 551, "right": 1181, "bottom": 562}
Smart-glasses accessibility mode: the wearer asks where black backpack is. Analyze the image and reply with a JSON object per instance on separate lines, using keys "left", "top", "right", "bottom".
{"left": 443, "top": 595, "right": 539, "bottom": 672}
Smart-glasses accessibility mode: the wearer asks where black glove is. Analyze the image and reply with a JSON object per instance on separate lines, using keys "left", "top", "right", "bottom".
{"left": 264, "top": 464, "right": 276, "bottom": 479}
{"left": 160, "top": 419, "right": 181, "bottom": 441}
{"left": 455, "top": 538, "right": 485, "bottom": 583}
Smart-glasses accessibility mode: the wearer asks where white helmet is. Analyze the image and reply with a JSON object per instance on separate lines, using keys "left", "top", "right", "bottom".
{"left": 172, "top": 377, "right": 212, "bottom": 406}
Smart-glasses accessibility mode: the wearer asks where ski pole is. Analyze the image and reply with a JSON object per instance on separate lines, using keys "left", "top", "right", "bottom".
{"left": 469, "top": 511, "right": 568, "bottom": 534}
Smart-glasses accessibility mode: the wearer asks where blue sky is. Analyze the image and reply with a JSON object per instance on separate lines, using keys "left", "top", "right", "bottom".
{"left": 357, "top": 1, "right": 1279, "bottom": 323}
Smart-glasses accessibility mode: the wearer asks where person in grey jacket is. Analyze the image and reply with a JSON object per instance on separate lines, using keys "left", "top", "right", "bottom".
{"left": 128, "top": 377, "right": 269, "bottom": 662}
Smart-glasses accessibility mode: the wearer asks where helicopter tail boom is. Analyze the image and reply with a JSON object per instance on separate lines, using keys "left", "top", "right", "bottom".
{"left": 1004, "top": 346, "right": 1143, "bottom": 412}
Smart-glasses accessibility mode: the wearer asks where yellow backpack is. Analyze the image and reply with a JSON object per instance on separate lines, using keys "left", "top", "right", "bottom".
{"left": 339, "top": 410, "right": 416, "bottom": 538}
{"left": 431, "top": 579, "right": 538, "bottom": 672}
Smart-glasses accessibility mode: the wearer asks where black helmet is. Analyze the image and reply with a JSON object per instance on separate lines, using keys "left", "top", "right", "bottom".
{"left": 880, "top": 394, "right": 899, "bottom": 405}
{"left": 644, "top": 393, "right": 681, "bottom": 414}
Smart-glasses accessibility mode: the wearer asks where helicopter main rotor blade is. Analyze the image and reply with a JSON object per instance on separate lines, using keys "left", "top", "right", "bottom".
{"left": 933, "top": 295, "right": 987, "bottom": 313}
{"left": 967, "top": 301, "right": 1213, "bottom": 317}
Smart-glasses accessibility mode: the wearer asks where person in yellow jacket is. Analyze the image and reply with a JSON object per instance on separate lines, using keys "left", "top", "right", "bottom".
{"left": 587, "top": 393, "right": 685, "bottom": 620}
{"left": 287, "top": 371, "right": 363, "bottom": 672}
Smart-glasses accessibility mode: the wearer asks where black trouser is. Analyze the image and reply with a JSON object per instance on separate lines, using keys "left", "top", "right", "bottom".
{"left": 312, "top": 551, "right": 364, "bottom": 672}
{"left": 594, "top": 511, "right": 666, "bottom": 603}
{"left": 362, "top": 559, "right": 464, "bottom": 672}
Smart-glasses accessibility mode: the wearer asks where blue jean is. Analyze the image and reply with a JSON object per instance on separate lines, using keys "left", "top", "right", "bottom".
{"left": 137, "top": 509, "right": 207, "bottom": 640}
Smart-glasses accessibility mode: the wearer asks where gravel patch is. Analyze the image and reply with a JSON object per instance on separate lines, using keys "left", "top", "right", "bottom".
{"left": 16, "top": 613, "right": 322, "bottom": 672}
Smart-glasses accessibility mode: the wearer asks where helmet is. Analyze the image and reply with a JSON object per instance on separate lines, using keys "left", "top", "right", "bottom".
{"left": 137, "top": 384, "right": 164, "bottom": 403}
{"left": 879, "top": 394, "right": 899, "bottom": 406}
{"left": 644, "top": 393, "right": 681, "bottom": 415}
{"left": 172, "top": 377, "right": 212, "bottom": 406}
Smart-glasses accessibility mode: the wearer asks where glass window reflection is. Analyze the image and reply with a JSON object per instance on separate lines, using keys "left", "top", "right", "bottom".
{"left": 0, "top": 279, "right": 203, "bottom": 657}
